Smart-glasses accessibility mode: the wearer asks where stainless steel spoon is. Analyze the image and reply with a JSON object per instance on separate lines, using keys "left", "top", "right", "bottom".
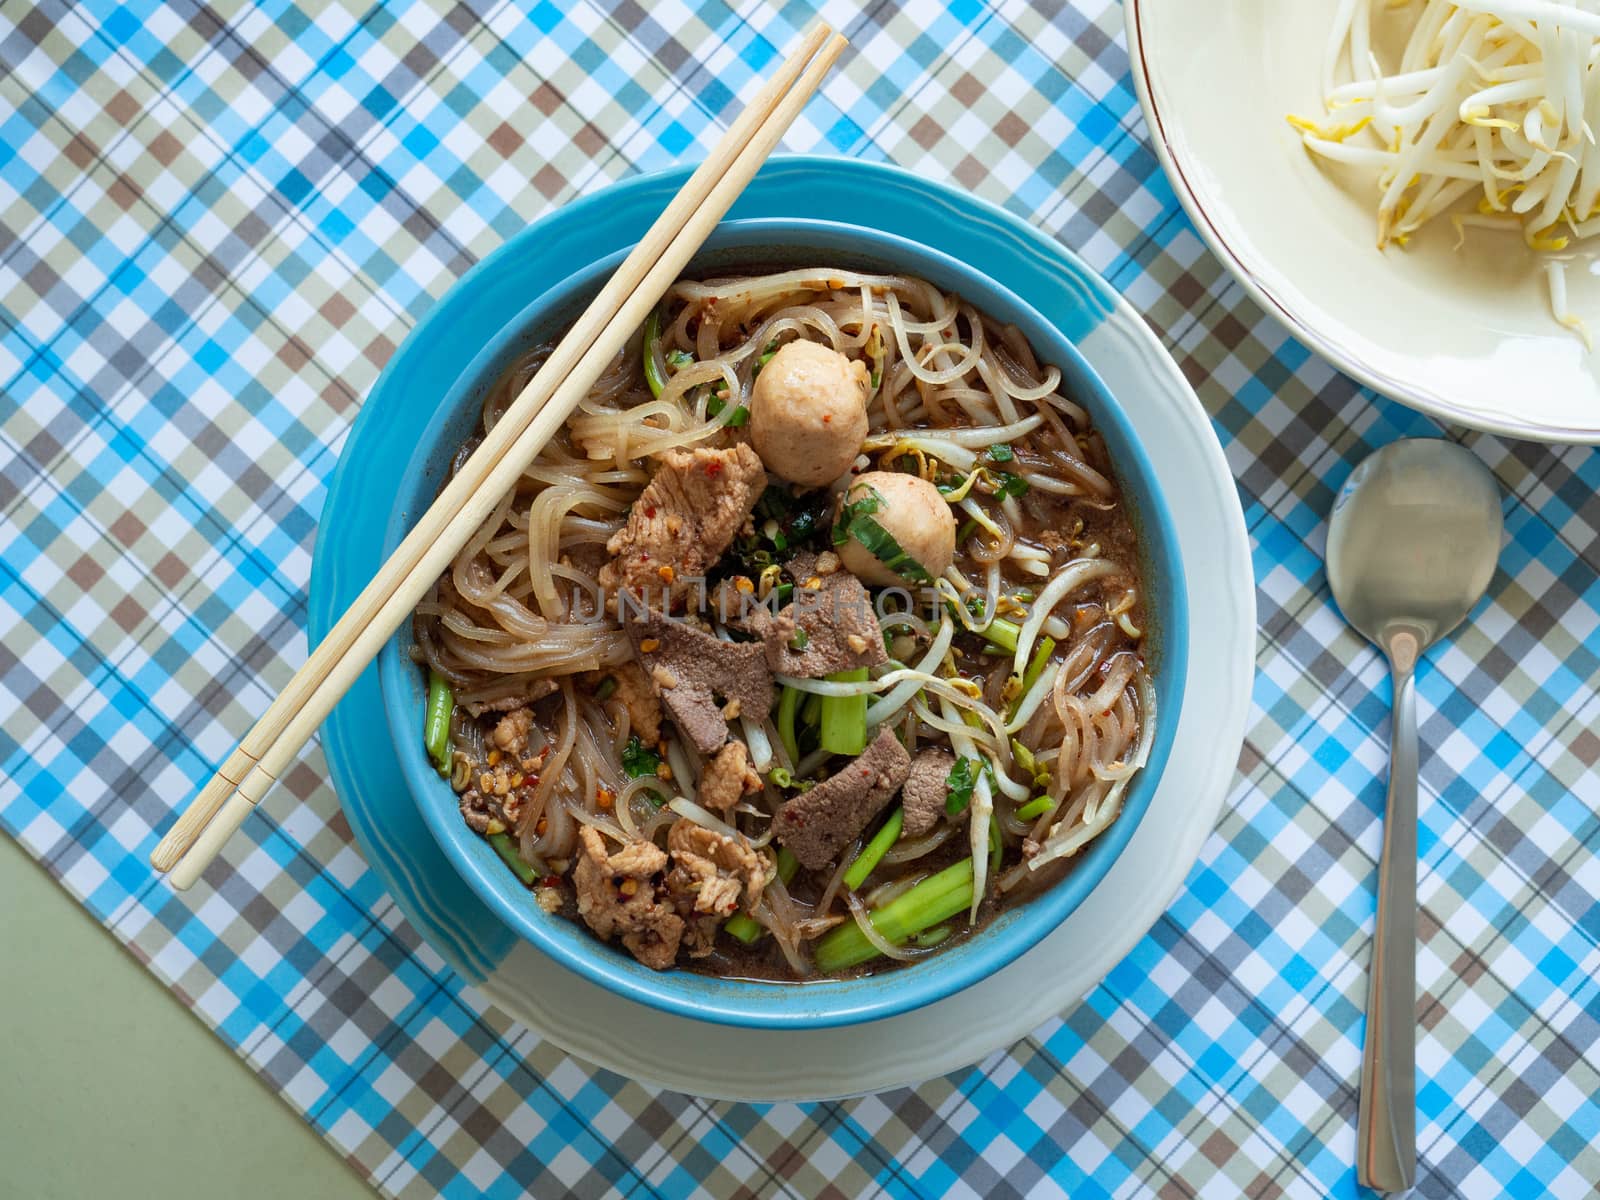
{"left": 1326, "top": 438, "right": 1502, "bottom": 1193}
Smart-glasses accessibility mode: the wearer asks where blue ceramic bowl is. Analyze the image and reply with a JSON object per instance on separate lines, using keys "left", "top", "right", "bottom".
{"left": 377, "top": 217, "right": 1188, "bottom": 1028}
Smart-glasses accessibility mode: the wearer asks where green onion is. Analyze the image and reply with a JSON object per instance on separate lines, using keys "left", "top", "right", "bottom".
{"left": 769, "top": 769, "right": 815, "bottom": 794}
{"left": 1015, "top": 795, "right": 1056, "bottom": 822}
{"left": 594, "top": 675, "right": 618, "bottom": 703}
{"left": 788, "top": 627, "right": 810, "bottom": 652}
{"left": 945, "top": 756, "right": 978, "bottom": 816}
{"left": 424, "top": 670, "right": 453, "bottom": 777}
{"left": 1010, "top": 739, "right": 1037, "bottom": 778}
{"left": 723, "top": 914, "right": 763, "bottom": 944}
{"left": 707, "top": 394, "right": 751, "bottom": 426}
{"left": 956, "top": 517, "right": 979, "bottom": 544}
{"left": 1008, "top": 635, "right": 1057, "bottom": 721}
{"left": 488, "top": 831, "right": 537, "bottom": 886}
{"left": 985, "top": 443, "right": 1015, "bottom": 463}
{"left": 621, "top": 735, "right": 662, "bottom": 779}
{"left": 843, "top": 807, "right": 903, "bottom": 890}
{"left": 723, "top": 846, "right": 801, "bottom": 945}
{"left": 776, "top": 847, "right": 799, "bottom": 884}
{"left": 977, "top": 616, "right": 1020, "bottom": 655}
{"left": 820, "top": 667, "right": 869, "bottom": 756}
{"left": 777, "top": 685, "right": 801, "bottom": 766}
{"left": 801, "top": 692, "right": 823, "bottom": 727}
{"left": 815, "top": 858, "right": 976, "bottom": 971}
{"left": 666, "top": 348, "right": 694, "bottom": 371}
{"left": 989, "top": 811, "right": 1003, "bottom": 876}
{"left": 642, "top": 307, "right": 667, "bottom": 398}
{"left": 910, "top": 923, "right": 952, "bottom": 948}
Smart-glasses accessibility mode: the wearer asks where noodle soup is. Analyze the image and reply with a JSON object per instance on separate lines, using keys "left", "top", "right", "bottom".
{"left": 411, "top": 268, "right": 1153, "bottom": 979}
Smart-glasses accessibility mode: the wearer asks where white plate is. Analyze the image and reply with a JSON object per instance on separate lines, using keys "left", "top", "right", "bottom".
{"left": 314, "top": 159, "right": 1256, "bottom": 1100}
{"left": 1127, "top": 0, "right": 1600, "bottom": 443}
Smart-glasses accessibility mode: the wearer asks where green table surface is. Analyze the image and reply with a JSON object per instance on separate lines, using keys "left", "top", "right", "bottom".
{"left": 0, "top": 836, "right": 372, "bottom": 1200}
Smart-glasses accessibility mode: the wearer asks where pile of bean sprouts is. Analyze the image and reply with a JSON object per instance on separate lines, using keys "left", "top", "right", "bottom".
{"left": 1293, "top": 0, "right": 1600, "bottom": 343}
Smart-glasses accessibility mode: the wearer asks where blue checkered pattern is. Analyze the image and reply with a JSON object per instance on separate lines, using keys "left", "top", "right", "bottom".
{"left": 3, "top": 2, "right": 1599, "bottom": 1197}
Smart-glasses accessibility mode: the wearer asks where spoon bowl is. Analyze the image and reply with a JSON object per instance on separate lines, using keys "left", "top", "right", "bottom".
{"left": 1326, "top": 437, "right": 1502, "bottom": 1194}
{"left": 1328, "top": 439, "right": 1503, "bottom": 670}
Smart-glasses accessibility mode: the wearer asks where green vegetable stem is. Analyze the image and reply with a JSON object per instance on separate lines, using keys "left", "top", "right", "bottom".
{"left": 819, "top": 667, "right": 869, "bottom": 756}
{"left": 815, "top": 858, "right": 976, "bottom": 971}
{"left": 424, "top": 671, "right": 453, "bottom": 777}
{"left": 843, "top": 807, "right": 903, "bottom": 890}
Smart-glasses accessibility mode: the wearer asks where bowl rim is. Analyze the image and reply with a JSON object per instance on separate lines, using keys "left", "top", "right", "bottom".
{"left": 377, "top": 214, "right": 1190, "bottom": 1028}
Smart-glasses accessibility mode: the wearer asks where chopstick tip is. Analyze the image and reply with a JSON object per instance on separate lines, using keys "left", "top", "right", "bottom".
{"left": 799, "top": 18, "right": 848, "bottom": 59}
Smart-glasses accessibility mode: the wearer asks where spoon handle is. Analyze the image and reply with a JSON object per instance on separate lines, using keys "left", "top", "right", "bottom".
{"left": 1358, "top": 657, "right": 1418, "bottom": 1192}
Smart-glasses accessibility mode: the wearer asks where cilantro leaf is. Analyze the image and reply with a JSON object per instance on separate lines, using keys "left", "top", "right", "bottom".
{"left": 756, "top": 486, "right": 793, "bottom": 522}
{"left": 847, "top": 514, "right": 933, "bottom": 583}
{"left": 621, "top": 735, "right": 662, "bottom": 779}
{"left": 993, "top": 471, "right": 1031, "bottom": 500}
{"left": 945, "top": 756, "right": 978, "bottom": 816}
{"left": 831, "top": 486, "right": 884, "bottom": 545}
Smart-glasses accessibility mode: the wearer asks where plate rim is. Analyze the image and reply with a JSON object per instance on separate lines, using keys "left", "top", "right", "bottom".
{"left": 1125, "top": 0, "right": 1600, "bottom": 445}
{"left": 311, "top": 153, "right": 1255, "bottom": 1099}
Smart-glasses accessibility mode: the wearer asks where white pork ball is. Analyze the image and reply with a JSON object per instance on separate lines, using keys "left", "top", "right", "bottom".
{"left": 749, "top": 340, "right": 870, "bottom": 487}
{"left": 836, "top": 470, "right": 956, "bottom": 587}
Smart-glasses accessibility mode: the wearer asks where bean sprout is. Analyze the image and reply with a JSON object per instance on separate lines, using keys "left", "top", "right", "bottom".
{"left": 1294, "top": 0, "right": 1600, "bottom": 340}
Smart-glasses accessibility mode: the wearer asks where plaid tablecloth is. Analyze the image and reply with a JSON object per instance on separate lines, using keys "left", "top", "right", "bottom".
{"left": 4, "top": 2, "right": 1598, "bottom": 1197}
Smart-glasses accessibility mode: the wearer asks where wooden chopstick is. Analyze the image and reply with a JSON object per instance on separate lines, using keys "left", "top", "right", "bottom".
{"left": 154, "top": 24, "right": 847, "bottom": 889}
{"left": 150, "top": 19, "right": 831, "bottom": 875}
